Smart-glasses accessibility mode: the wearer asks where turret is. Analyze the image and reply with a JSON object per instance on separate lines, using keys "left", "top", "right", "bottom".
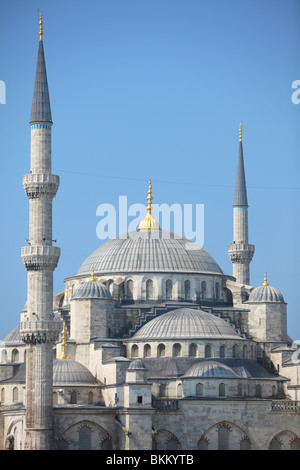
{"left": 228, "top": 125, "right": 255, "bottom": 285}
{"left": 19, "top": 14, "right": 61, "bottom": 450}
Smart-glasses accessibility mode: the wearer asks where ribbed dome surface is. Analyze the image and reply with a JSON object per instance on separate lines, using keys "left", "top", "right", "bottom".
{"left": 76, "top": 230, "right": 223, "bottom": 276}
{"left": 184, "top": 360, "right": 238, "bottom": 378}
{"left": 248, "top": 285, "right": 284, "bottom": 303}
{"left": 53, "top": 360, "right": 98, "bottom": 386}
{"left": 3, "top": 325, "right": 22, "bottom": 345}
{"left": 132, "top": 308, "right": 241, "bottom": 340}
{"left": 72, "top": 281, "right": 111, "bottom": 300}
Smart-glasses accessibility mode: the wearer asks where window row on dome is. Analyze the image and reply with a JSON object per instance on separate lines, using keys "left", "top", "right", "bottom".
{"left": 156, "top": 380, "right": 282, "bottom": 400}
{"left": 128, "top": 341, "right": 257, "bottom": 359}
{"left": 0, "top": 348, "right": 24, "bottom": 364}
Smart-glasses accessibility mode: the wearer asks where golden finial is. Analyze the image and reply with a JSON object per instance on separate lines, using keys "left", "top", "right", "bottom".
{"left": 90, "top": 267, "right": 96, "bottom": 281}
{"left": 138, "top": 180, "right": 160, "bottom": 231}
{"left": 147, "top": 180, "right": 153, "bottom": 215}
{"left": 39, "top": 12, "right": 43, "bottom": 41}
{"left": 59, "top": 322, "right": 69, "bottom": 360}
{"left": 239, "top": 123, "right": 242, "bottom": 142}
{"left": 262, "top": 272, "right": 269, "bottom": 286}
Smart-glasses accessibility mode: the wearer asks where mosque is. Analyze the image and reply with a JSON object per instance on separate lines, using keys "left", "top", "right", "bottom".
{"left": 0, "top": 15, "right": 299, "bottom": 451}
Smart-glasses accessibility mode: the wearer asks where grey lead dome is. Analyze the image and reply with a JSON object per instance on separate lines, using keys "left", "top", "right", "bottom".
{"left": 76, "top": 230, "right": 223, "bottom": 276}
{"left": 72, "top": 281, "right": 111, "bottom": 300}
{"left": 132, "top": 308, "right": 242, "bottom": 340}
{"left": 248, "top": 284, "right": 284, "bottom": 303}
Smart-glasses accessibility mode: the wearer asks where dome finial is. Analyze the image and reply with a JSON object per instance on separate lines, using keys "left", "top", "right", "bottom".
{"left": 39, "top": 12, "right": 43, "bottom": 41}
{"left": 239, "top": 123, "right": 242, "bottom": 142}
{"left": 90, "top": 267, "right": 96, "bottom": 281}
{"left": 138, "top": 180, "right": 160, "bottom": 231}
{"left": 262, "top": 272, "right": 269, "bottom": 286}
{"left": 59, "top": 322, "right": 69, "bottom": 360}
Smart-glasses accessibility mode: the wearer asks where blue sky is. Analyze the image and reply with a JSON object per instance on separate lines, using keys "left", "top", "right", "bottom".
{"left": 0, "top": 0, "right": 299, "bottom": 339}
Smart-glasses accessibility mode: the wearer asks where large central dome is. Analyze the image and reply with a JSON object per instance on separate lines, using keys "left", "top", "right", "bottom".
{"left": 76, "top": 230, "right": 223, "bottom": 276}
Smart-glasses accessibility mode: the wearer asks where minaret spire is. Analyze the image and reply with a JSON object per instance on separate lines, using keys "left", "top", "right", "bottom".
{"left": 138, "top": 180, "right": 160, "bottom": 231}
{"left": 228, "top": 125, "right": 255, "bottom": 285}
{"left": 20, "top": 14, "right": 61, "bottom": 450}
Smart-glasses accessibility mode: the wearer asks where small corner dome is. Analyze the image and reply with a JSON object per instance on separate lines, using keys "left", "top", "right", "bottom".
{"left": 53, "top": 359, "right": 99, "bottom": 386}
{"left": 248, "top": 285, "right": 284, "bottom": 303}
{"left": 72, "top": 280, "right": 111, "bottom": 300}
{"left": 184, "top": 361, "right": 238, "bottom": 378}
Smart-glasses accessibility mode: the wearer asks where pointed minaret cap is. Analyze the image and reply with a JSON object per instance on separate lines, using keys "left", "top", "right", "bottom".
{"left": 30, "top": 13, "right": 52, "bottom": 124}
{"left": 233, "top": 123, "right": 248, "bottom": 207}
{"left": 138, "top": 180, "right": 160, "bottom": 231}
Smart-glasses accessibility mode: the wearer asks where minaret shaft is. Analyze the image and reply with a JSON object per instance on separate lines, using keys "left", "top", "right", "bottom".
{"left": 20, "top": 16, "right": 61, "bottom": 450}
{"left": 228, "top": 126, "right": 254, "bottom": 285}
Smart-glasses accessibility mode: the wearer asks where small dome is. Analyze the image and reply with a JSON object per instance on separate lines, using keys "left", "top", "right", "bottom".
{"left": 184, "top": 361, "right": 239, "bottom": 378}
{"left": 3, "top": 325, "right": 22, "bottom": 345}
{"left": 53, "top": 359, "right": 99, "bottom": 386}
{"left": 128, "top": 359, "right": 147, "bottom": 370}
{"left": 132, "top": 308, "right": 241, "bottom": 340}
{"left": 248, "top": 285, "right": 284, "bottom": 303}
{"left": 72, "top": 281, "right": 111, "bottom": 300}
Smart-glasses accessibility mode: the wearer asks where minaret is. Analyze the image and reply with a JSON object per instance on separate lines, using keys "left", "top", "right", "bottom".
{"left": 19, "top": 14, "right": 61, "bottom": 450}
{"left": 228, "top": 125, "right": 255, "bottom": 285}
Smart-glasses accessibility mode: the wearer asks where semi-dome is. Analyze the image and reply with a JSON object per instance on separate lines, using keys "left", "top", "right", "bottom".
{"left": 132, "top": 308, "right": 241, "bottom": 340}
{"left": 53, "top": 359, "right": 99, "bottom": 386}
{"left": 128, "top": 359, "right": 147, "bottom": 370}
{"left": 72, "top": 280, "right": 111, "bottom": 300}
{"left": 184, "top": 361, "right": 239, "bottom": 378}
{"left": 248, "top": 273, "right": 284, "bottom": 303}
{"left": 76, "top": 230, "right": 223, "bottom": 277}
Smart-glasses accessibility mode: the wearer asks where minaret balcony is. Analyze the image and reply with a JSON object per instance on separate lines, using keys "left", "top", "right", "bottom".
{"left": 22, "top": 173, "right": 59, "bottom": 199}
{"left": 21, "top": 245, "right": 60, "bottom": 271}
{"left": 228, "top": 243, "right": 255, "bottom": 263}
{"left": 20, "top": 318, "right": 61, "bottom": 344}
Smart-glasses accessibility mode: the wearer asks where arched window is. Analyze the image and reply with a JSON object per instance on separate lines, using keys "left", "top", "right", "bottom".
{"left": 238, "top": 383, "right": 243, "bottom": 396}
{"left": 220, "top": 345, "right": 225, "bottom": 358}
{"left": 166, "top": 280, "right": 172, "bottom": 300}
{"left": 198, "top": 438, "right": 208, "bottom": 450}
{"left": 205, "top": 344, "right": 212, "bottom": 358}
{"left": 243, "top": 345, "right": 247, "bottom": 358}
{"left": 271, "top": 385, "right": 276, "bottom": 397}
{"left": 53, "top": 391, "right": 58, "bottom": 405}
{"left": 157, "top": 344, "right": 165, "bottom": 357}
{"left": 184, "top": 280, "right": 191, "bottom": 300}
{"left": 172, "top": 343, "right": 182, "bottom": 357}
{"left": 218, "top": 425, "right": 230, "bottom": 450}
{"left": 78, "top": 426, "right": 91, "bottom": 450}
{"left": 177, "top": 383, "right": 183, "bottom": 398}
{"left": 201, "top": 281, "right": 207, "bottom": 300}
{"left": 196, "top": 383, "right": 203, "bottom": 396}
{"left": 107, "top": 279, "right": 113, "bottom": 294}
{"left": 146, "top": 279, "right": 154, "bottom": 300}
{"left": 1, "top": 349, "right": 7, "bottom": 363}
{"left": 101, "top": 438, "right": 113, "bottom": 450}
{"left": 269, "top": 438, "right": 281, "bottom": 450}
{"left": 12, "top": 349, "right": 19, "bottom": 363}
{"left": 189, "top": 343, "right": 197, "bottom": 357}
{"left": 232, "top": 344, "right": 237, "bottom": 358}
{"left": 219, "top": 383, "right": 225, "bottom": 397}
{"left": 255, "top": 384, "right": 262, "bottom": 398}
{"left": 88, "top": 392, "right": 94, "bottom": 404}
{"left": 126, "top": 280, "right": 134, "bottom": 300}
{"left": 131, "top": 344, "right": 139, "bottom": 358}
{"left": 240, "top": 437, "right": 251, "bottom": 450}
{"left": 144, "top": 344, "right": 151, "bottom": 358}
{"left": 12, "top": 387, "right": 18, "bottom": 402}
{"left": 160, "top": 384, "right": 167, "bottom": 397}
{"left": 1, "top": 388, "right": 5, "bottom": 403}
{"left": 70, "top": 391, "right": 78, "bottom": 404}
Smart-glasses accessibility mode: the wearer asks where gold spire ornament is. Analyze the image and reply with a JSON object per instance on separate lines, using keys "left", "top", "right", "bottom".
{"left": 59, "top": 322, "right": 69, "bottom": 360}
{"left": 39, "top": 12, "right": 43, "bottom": 41}
{"left": 262, "top": 272, "right": 269, "bottom": 286}
{"left": 90, "top": 267, "right": 96, "bottom": 281}
{"left": 138, "top": 180, "right": 160, "bottom": 231}
{"left": 239, "top": 123, "right": 242, "bottom": 142}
